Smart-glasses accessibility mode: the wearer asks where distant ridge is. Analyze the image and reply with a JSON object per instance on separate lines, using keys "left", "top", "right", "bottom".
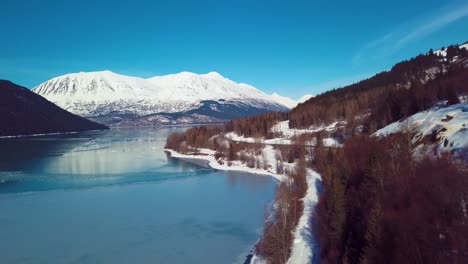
{"left": 0, "top": 80, "right": 108, "bottom": 137}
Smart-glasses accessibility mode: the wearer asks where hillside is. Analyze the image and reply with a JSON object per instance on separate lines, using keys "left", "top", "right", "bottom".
{"left": 374, "top": 102, "right": 468, "bottom": 159}
{"left": 164, "top": 41, "right": 468, "bottom": 264}
{"left": 290, "top": 42, "right": 468, "bottom": 131}
{"left": 0, "top": 80, "right": 108, "bottom": 137}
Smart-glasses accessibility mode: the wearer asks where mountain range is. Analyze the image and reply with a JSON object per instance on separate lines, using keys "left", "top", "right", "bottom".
{"left": 33, "top": 71, "right": 305, "bottom": 126}
{"left": 0, "top": 80, "right": 107, "bottom": 137}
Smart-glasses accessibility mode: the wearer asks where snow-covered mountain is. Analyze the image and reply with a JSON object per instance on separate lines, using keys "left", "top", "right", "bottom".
{"left": 297, "top": 94, "right": 314, "bottom": 105}
{"left": 33, "top": 71, "right": 292, "bottom": 126}
{"left": 270, "top": 93, "right": 314, "bottom": 108}
{"left": 270, "top": 93, "right": 297, "bottom": 108}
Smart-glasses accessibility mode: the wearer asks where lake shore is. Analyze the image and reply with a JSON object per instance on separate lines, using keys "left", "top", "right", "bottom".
{"left": 165, "top": 148, "right": 321, "bottom": 264}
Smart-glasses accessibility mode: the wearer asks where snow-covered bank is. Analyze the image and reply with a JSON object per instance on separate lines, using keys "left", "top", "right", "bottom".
{"left": 287, "top": 169, "right": 321, "bottom": 264}
{"left": 165, "top": 148, "right": 286, "bottom": 182}
{"left": 250, "top": 169, "right": 322, "bottom": 264}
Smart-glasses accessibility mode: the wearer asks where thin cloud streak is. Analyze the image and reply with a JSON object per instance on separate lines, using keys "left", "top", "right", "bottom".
{"left": 395, "top": 4, "right": 468, "bottom": 48}
{"left": 353, "top": 2, "right": 468, "bottom": 64}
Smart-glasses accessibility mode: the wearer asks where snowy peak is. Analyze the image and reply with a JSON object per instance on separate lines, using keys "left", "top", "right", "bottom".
{"left": 33, "top": 70, "right": 288, "bottom": 124}
{"left": 202, "top": 71, "right": 224, "bottom": 79}
{"left": 270, "top": 93, "right": 297, "bottom": 108}
{"left": 33, "top": 70, "right": 154, "bottom": 104}
{"left": 297, "top": 94, "right": 314, "bottom": 105}
{"left": 270, "top": 93, "right": 314, "bottom": 108}
{"left": 145, "top": 71, "right": 274, "bottom": 103}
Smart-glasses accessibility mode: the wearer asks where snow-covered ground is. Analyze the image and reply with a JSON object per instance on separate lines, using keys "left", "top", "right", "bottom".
{"left": 270, "top": 120, "right": 342, "bottom": 137}
{"left": 225, "top": 132, "right": 293, "bottom": 145}
{"left": 287, "top": 169, "right": 321, "bottom": 264}
{"left": 225, "top": 120, "right": 343, "bottom": 147}
{"left": 374, "top": 102, "right": 468, "bottom": 158}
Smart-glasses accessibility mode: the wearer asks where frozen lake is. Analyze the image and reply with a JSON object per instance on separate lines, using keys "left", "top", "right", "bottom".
{"left": 0, "top": 128, "right": 276, "bottom": 264}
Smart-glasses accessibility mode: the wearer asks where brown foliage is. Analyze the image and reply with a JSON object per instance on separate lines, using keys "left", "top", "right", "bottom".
{"left": 226, "top": 112, "right": 288, "bottom": 138}
{"left": 256, "top": 160, "right": 309, "bottom": 264}
{"left": 314, "top": 135, "right": 468, "bottom": 264}
{"left": 164, "top": 125, "right": 224, "bottom": 152}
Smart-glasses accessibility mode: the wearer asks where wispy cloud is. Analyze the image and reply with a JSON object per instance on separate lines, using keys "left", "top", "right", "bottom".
{"left": 353, "top": 1, "right": 468, "bottom": 64}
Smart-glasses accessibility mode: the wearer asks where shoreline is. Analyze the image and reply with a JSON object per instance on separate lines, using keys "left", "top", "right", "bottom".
{"left": 165, "top": 148, "right": 321, "bottom": 264}
{"left": 0, "top": 131, "right": 80, "bottom": 139}
{"left": 0, "top": 129, "right": 108, "bottom": 139}
{"left": 164, "top": 148, "right": 286, "bottom": 182}
{"left": 165, "top": 148, "right": 284, "bottom": 263}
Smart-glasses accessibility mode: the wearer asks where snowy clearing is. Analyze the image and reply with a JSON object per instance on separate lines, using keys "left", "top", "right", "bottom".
{"left": 225, "top": 120, "right": 343, "bottom": 148}
{"left": 374, "top": 102, "right": 468, "bottom": 158}
{"left": 270, "top": 120, "right": 343, "bottom": 138}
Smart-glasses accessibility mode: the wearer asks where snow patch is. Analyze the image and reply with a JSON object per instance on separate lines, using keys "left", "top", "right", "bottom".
{"left": 287, "top": 169, "right": 321, "bottom": 264}
{"left": 374, "top": 102, "right": 468, "bottom": 157}
{"left": 271, "top": 120, "right": 343, "bottom": 138}
{"left": 433, "top": 43, "right": 468, "bottom": 57}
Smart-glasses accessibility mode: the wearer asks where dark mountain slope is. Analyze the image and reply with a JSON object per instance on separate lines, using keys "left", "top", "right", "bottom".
{"left": 290, "top": 43, "right": 468, "bottom": 131}
{"left": 0, "top": 80, "right": 108, "bottom": 137}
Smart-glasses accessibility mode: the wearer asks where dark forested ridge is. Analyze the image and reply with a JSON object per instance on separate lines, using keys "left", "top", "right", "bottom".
{"left": 0, "top": 80, "right": 108, "bottom": 137}
{"left": 290, "top": 44, "right": 468, "bottom": 131}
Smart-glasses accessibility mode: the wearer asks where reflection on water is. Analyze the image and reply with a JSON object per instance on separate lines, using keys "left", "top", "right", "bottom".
{"left": 0, "top": 128, "right": 276, "bottom": 264}
{"left": 44, "top": 130, "right": 169, "bottom": 175}
{"left": 1, "top": 128, "right": 183, "bottom": 174}
{"left": 0, "top": 128, "right": 213, "bottom": 193}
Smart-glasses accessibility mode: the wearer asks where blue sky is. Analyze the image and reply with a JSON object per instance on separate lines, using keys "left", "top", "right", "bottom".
{"left": 1, "top": 0, "right": 467, "bottom": 98}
